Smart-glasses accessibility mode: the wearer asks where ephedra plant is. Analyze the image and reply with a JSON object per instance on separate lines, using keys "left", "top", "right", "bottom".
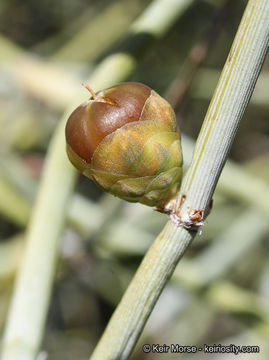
{"left": 1, "top": 1, "right": 268, "bottom": 360}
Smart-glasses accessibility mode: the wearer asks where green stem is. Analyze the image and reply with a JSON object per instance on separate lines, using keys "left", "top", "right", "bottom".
{"left": 1, "top": 118, "right": 76, "bottom": 360}
{"left": 90, "top": 1, "right": 269, "bottom": 359}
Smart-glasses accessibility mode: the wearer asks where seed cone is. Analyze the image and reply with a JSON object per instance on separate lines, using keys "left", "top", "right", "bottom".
{"left": 65, "top": 82, "right": 183, "bottom": 208}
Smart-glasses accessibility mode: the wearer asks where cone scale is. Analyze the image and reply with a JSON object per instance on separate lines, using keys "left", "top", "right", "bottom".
{"left": 65, "top": 82, "right": 183, "bottom": 209}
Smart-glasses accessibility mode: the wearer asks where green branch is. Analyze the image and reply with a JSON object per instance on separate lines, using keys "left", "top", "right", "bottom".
{"left": 90, "top": 1, "right": 269, "bottom": 359}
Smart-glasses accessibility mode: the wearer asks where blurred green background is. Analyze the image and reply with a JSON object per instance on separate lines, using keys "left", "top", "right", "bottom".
{"left": 0, "top": 0, "right": 268, "bottom": 359}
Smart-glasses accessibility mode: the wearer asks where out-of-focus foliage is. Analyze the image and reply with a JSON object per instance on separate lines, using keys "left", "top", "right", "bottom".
{"left": 0, "top": 0, "right": 268, "bottom": 359}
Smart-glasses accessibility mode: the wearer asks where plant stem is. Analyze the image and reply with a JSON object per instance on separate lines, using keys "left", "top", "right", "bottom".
{"left": 166, "top": 0, "right": 233, "bottom": 110}
{"left": 1, "top": 118, "right": 76, "bottom": 360}
{"left": 51, "top": 0, "right": 148, "bottom": 62}
{"left": 173, "top": 207, "right": 269, "bottom": 288}
{"left": 192, "top": 68, "right": 269, "bottom": 107}
{"left": 90, "top": 1, "right": 269, "bottom": 359}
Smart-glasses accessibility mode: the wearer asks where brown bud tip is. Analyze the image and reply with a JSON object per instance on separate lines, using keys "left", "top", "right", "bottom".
{"left": 65, "top": 82, "right": 151, "bottom": 165}
{"left": 82, "top": 83, "right": 97, "bottom": 100}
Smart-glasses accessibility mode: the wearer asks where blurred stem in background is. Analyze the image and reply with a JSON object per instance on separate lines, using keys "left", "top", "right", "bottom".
{"left": 165, "top": 0, "right": 233, "bottom": 110}
{"left": 49, "top": 0, "right": 152, "bottom": 62}
{"left": 0, "top": 1, "right": 196, "bottom": 360}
